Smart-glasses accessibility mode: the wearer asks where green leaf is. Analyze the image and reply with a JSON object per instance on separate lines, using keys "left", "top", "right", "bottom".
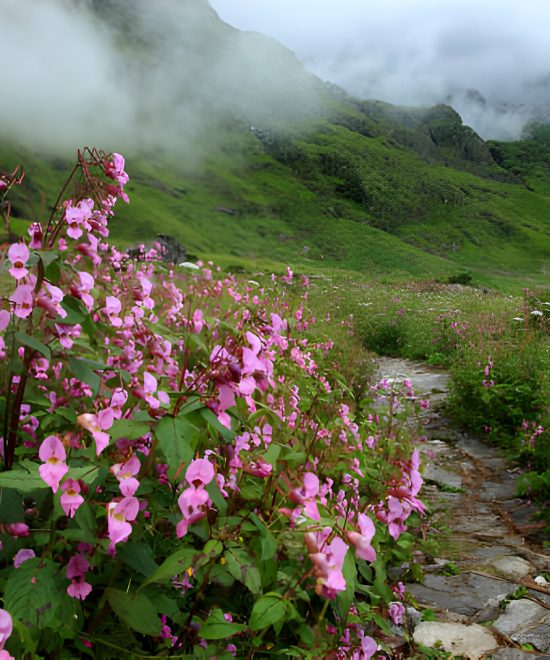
{"left": 106, "top": 589, "right": 161, "bottom": 637}
{"left": 57, "top": 295, "right": 88, "bottom": 325}
{"left": 68, "top": 357, "right": 101, "bottom": 395}
{"left": 110, "top": 418, "right": 151, "bottom": 441}
{"left": 205, "top": 479, "right": 228, "bottom": 515}
{"left": 334, "top": 548, "right": 357, "bottom": 626}
{"left": 249, "top": 512, "right": 277, "bottom": 560}
{"left": 224, "top": 547, "right": 262, "bottom": 595}
{"left": 155, "top": 415, "right": 198, "bottom": 480}
{"left": 139, "top": 548, "right": 196, "bottom": 591}
{"left": 0, "top": 463, "right": 48, "bottom": 492}
{"left": 4, "top": 558, "right": 62, "bottom": 629}
{"left": 249, "top": 593, "right": 286, "bottom": 631}
{"left": 15, "top": 331, "right": 51, "bottom": 360}
{"left": 200, "top": 608, "right": 246, "bottom": 640}
{"left": 117, "top": 543, "right": 159, "bottom": 577}
{"left": 199, "top": 407, "right": 234, "bottom": 441}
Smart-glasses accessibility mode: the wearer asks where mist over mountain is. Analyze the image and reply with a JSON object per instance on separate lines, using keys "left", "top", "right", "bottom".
{"left": 0, "top": 0, "right": 323, "bottom": 155}
{"left": 211, "top": 0, "right": 550, "bottom": 141}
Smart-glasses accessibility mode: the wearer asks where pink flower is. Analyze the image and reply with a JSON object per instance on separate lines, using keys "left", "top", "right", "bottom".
{"left": 290, "top": 472, "right": 320, "bottom": 521}
{"left": 67, "top": 580, "right": 92, "bottom": 600}
{"left": 65, "top": 199, "right": 93, "bottom": 239}
{"left": 107, "top": 496, "right": 139, "bottom": 545}
{"left": 185, "top": 458, "right": 215, "bottom": 488}
{"left": 13, "top": 548, "right": 35, "bottom": 568}
{"left": 0, "top": 609, "right": 13, "bottom": 650}
{"left": 6, "top": 522, "right": 29, "bottom": 537}
{"left": 102, "top": 296, "right": 122, "bottom": 327}
{"left": 111, "top": 454, "right": 141, "bottom": 496}
{"left": 28, "top": 222, "right": 43, "bottom": 249}
{"left": 7, "top": 242, "right": 29, "bottom": 280}
{"left": 358, "top": 635, "right": 377, "bottom": 659}
{"left": 0, "top": 310, "right": 10, "bottom": 332}
{"left": 77, "top": 411, "right": 114, "bottom": 455}
{"left": 66, "top": 554, "right": 90, "bottom": 579}
{"left": 243, "top": 457, "right": 272, "bottom": 478}
{"left": 38, "top": 435, "right": 68, "bottom": 493}
{"left": 60, "top": 479, "right": 84, "bottom": 517}
{"left": 304, "top": 529, "right": 349, "bottom": 599}
{"left": 346, "top": 513, "right": 377, "bottom": 562}
{"left": 176, "top": 487, "right": 211, "bottom": 538}
{"left": 192, "top": 309, "right": 204, "bottom": 333}
{"left": 389, "top": 602, "right": 405, "bottom": 625}
{"left": 9, "top": 284, "right": 34, "bottom": 319}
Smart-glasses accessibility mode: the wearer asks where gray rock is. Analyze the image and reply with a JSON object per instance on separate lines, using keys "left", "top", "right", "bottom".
{"left": 424, "top": 463, "right": 463, "bottom": 490}
{"left": 489, "top": 649, "right": 547, "bottom": 659}
{"left": 491, "top": 556, "right": 532, "bottom": 580}
{"left": 413, "top": 621, "right": 498, "bottom": 659}
{"left": 406, "top": 573, "right": 517, "bottom": 618}
{"left": 494, "top": 599, "right": 550, "bottom": 653}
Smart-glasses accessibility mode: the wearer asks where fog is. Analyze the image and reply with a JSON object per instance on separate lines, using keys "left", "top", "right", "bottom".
{"left": 211, "top": 0, "right": 550, "bottom": 139}
{"left": 0, "top": 0, "right": 321, "bottom": 155}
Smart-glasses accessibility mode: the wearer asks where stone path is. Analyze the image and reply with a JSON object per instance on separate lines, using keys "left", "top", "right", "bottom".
{"left": 376, "top": 358, "right": 550, "bottom": 659}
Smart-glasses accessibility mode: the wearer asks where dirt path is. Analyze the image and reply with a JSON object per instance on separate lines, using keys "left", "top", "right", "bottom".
{"left": 376, "top": 358, "right": 550, "bottom": 660}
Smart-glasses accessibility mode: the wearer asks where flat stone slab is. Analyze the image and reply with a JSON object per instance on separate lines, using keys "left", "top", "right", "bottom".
{"left": 452, "top": 515, "right": 510, "bottom": 538}
{"left": 494, "top": 599, "right": 550, "bottom": 653}
{"left": 413, "top": 621, "right": 498, "bottom": 659}
{"left": 488, "top": 649, "right": 548, "bottom": 659}
{"left": 491, "top": 556, "right": 532, "bottom": 580}
{"left": 406, "top": 573, "right": 517, "bottom": 618}
{"left": 479, "top": 478, "right": 518, "bottom": 502}
{"left": 424, "top": 463, "right": 464, "bottom": 490}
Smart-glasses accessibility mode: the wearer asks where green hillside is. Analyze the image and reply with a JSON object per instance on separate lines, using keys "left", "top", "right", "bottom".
{"left": 1, "top": 0, "right": 549, "bottom": 292}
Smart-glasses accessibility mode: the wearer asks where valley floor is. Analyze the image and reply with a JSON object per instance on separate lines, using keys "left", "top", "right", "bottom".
{"left": 377, "top": 358, "right": 550, "bottom": 659}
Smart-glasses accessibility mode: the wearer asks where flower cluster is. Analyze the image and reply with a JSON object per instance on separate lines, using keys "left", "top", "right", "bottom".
{"left": 0, "top": 150, "right": 427, "bottom": 658}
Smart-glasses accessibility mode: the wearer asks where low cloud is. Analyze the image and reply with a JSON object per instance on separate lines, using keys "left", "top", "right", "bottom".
{"left": 211, "top": 0, "right": 550, "bottom": 139}
{"left": 0, "top": 0, "right": 321, "bottom": 156}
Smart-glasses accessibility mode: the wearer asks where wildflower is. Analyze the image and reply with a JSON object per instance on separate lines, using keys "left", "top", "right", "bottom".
{"left": 107, "top": 496, "right": 139, "bottom": 545}
{"left": 13, "top": 548, "right": 35, "bottom": 568}
{"left": 304, "top": 528, "right": 348, "bottom": 599}
{"left": 9, "top": 284, "right": 34, "bottom": 318}
{"left": 389, "top": 602, "right": 405, "bottom": 625}
{"left": 290, "top": 472, "right": 321, "bottom": 521}
{"left": 0, "top": 609, "right": 13, "bottom": 654}
{"left": 77, "top": 410, "right": 115, "bottom": 455}
{"left": 60, "top": 479, "right": 84, "bottom": 517}
{"left": 6, "top": 522, "right": 29, "bottom": 537}
{"left": 28, "top": 222, "right": 43, "bottom": 248}
{"left": 38, "top": 435, "right": 68, "bottom": 493}
{"left": 7, "top": 242, "right": 30, "bottom": 280}
{"left": 66, "top": 555, "right": 92, "bottom": 600}
{"left": 176, "top": 487, "right": 211, "bottom": 538}
{"left": 111, "top": 454, "right": 141, "bottom": 496}
{"left": 345, "top": 513, "right": 377, "bottom": 562}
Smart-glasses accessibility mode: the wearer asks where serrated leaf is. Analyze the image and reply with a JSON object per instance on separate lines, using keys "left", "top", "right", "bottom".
{"left": 0, "top": 464, "right": 48, "bottom": 491}
{"left": 249, "top": 512, "right": 276, "bottom": 560}
{"left": 68, "top": 357, "right": 100, "bottom": 395}
{"left": 110, "top": 418, "right": 151, "bottom": 441}
{"left": 155, "top": 415, "right": 198, "bottom": 480}
{"left": 200, "top": 608, "right": 246, "bottom": 640}
{"left": 334, "top": 548, "right": 357, "bottom": 626}
{"left": 249, "top": 593, "right": 286, "bottom": 631}
{"left": 107, "top": 589, "right": 161, "bottom": 637}
{"left": 4, "top": 558, "right": 62, "bottom": 629}
{"left": 117, "top": 543, "right": 159, "bottom": 577}
{"left": 15, "top": 331, "right": 51, "bottom": 360}
{"left": 139, "top": 548, "right": 196, "bottom": 591}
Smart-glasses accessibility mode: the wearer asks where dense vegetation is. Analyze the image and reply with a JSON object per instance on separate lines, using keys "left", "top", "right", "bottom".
{"left": 0, "top": 150, "right": 439, "bottom": 658}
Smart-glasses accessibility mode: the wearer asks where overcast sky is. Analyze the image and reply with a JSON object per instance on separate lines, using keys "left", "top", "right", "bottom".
{"left": 210, "top": 0, "right": 550, "bottom": 139}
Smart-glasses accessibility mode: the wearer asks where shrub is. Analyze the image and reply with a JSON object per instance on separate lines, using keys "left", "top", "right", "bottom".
{"left": 0, "top": 150, "right": 426, "bottom": 657}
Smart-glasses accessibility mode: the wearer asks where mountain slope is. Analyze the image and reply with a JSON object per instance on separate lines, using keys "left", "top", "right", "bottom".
{"left": 0, "top": 1, "right": 549, "bottom": 291}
